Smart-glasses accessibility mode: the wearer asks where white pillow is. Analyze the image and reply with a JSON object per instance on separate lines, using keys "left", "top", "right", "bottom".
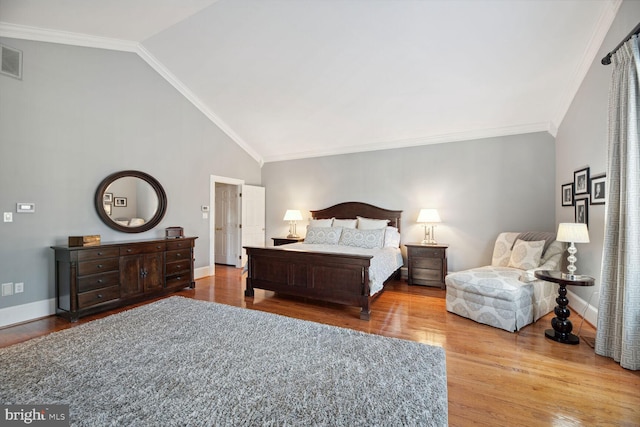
{"left": 339, "top": 228, "right": 385, "bottom": 249}
{"left": 304, "top": 227, "right": 342, "bottom": 245}
{"left": 308, "top": 218, "right": 333, "bottom": 227}
{"left": 333, "top": 218, "right": 357, "bottom": 228}
{"left": 356, "top": 216, "right": 390, "bottom": 230}
{"left": 508, "top": 239, "right": 545, "bottom": 270}
{"left": 384, "top": 226, "right": 401, "bottom": 248}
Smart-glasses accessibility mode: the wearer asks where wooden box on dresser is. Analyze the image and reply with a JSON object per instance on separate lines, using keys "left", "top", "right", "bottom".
{"left": 52, "top": 237, "right": 197, "bottom": 321}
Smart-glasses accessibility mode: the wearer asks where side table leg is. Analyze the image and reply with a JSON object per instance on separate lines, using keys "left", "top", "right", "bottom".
{"left": 545, "top": 284, "right": 579, "bottom": 344}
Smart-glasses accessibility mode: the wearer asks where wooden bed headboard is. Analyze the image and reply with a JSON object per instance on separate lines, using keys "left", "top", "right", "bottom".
{"left": 310, "top": 202, "right": 402, "bottom": 232}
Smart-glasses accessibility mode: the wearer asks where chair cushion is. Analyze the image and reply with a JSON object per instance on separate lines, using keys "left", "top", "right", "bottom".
{"left": 508, "top": 239, "right": 545, "bottom": 270}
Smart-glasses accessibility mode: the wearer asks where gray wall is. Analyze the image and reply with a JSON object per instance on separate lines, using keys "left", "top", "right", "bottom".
{"left": 555, "top": 0, "right": 640, "bottom": 310}
{"left": 262, "top": 132, "right": 556, "bottom": 272}
{"left": 0, "top": 38, "right": 261, "bottom": 315}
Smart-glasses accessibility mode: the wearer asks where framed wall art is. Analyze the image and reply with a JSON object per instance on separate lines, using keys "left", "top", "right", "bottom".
{"left": 114, "top": 197, "right": 127, "bottom": 207}
{"left": 590, "top": 173, "right": 606, "bottom": 205}
{"left": 575, "top": 198, "right": 589, "bottom": 225}
{"left": 561, "top": 182, "right": 574, "bottom": 207}
{"left": 574, "top": 167, "right": 590, "bottom": 196}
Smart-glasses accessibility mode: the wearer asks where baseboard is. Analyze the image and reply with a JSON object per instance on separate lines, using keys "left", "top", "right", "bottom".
{"left": 567, "top": 289, "right": 598, "bottom": 328}
{"left": 194, "top": 266, "right": 211, "bottom": 279}
{"left": 0, "top": 298, "right": 56, "bottom": 329}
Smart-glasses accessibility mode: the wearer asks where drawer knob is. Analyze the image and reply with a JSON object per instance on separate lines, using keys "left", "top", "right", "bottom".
{"left": 97, "top": 294, "right": 103, "bottom": 299}
{"left": 127, "top": 249, "right": 132, "bottom": 253}
{"left": 97, "top": 279, "right": 103, "bottom": 284}
{"left": 97, "top": 264, "right": 103, "bottom": 269}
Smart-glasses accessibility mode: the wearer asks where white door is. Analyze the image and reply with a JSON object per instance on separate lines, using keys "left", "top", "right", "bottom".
{"left": 240, "top": 184, "right": 266, "bottom": 268}
{"left": 214, "top": 183, "right": 239, "bottom": 265}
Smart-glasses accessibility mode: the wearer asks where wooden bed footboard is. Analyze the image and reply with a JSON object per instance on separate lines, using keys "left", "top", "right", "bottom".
{"left": 244, "top": 246, "right": 375, "bottom": 320}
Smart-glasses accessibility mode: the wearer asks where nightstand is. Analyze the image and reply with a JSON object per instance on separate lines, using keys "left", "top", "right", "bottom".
{"left": 405, "top": 243, "right": 448, "bottom": 289}
{"left": 272, "top": 237, "right": 304, "bottom": 246}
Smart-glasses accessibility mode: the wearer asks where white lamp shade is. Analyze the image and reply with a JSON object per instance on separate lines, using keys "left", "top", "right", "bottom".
{"left": 417, "top": 209, "right": 441, "bottom": 223}
{"left": 283, "top": 210, "right": 303, "bottom": 221}
{"left": 556, "top": 223, "right": 590, "bottom": 243}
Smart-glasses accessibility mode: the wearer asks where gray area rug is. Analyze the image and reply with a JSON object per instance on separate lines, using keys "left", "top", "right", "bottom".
{"left": 0, "top": 297, "right": 448, "bottom": 426}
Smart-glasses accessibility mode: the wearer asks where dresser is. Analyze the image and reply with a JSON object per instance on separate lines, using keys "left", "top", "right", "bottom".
{"left": 405, "top": 243, "right": 448, "bottom": 289}
{"left": 52, "top": 237, "right": 197, "bottom": 321}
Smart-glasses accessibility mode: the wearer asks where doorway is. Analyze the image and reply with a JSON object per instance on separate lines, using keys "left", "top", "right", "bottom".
{"left": 214, "top": 183, "right": 239, "bottom": 266}
{"left": 209, "top": 175, "right": 265, "bottom": 275}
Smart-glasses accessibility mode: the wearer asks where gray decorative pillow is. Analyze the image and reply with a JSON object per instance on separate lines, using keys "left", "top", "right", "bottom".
{"left": 304, "top": 227, "right": 342, "bottom": 245}
{"left": 339, "top": 228, "right": 385, "bottom": 249}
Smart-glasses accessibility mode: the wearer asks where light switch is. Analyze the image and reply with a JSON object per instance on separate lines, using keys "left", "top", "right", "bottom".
{"left": 17, "top": 202, "right": 35, "bottom": 213}
{"left": 3, "top": 212, "right": 12, "bottom": 222}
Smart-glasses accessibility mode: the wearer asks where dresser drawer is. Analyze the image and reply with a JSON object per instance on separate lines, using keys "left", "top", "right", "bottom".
{"left": 77, "top": 247, "right": 120, "bottom": 262}
{"left": 78, "top": 271, "right": 119, "bottom": 292}
{"left": 120, "top": 242, "right": 166, "bottom": 256}
{"left": 78, "top": 258, "right": 119, "bottom": 276}
{"left": 166, "top": 274, "right": 191, "bottom": 290}
{"left": 166, "top": 249, "right": 190, "bottom": 263}
{"left": 412, "top": 258, "right": 442, "bottom": 270}
{"left": 166, "top": 261, "right": 190, "bottom": 275}
{"left": 166, "top": 239, "right": 193, "bottom": 251}
{"left": 410, "top": 246, "right": 445, "bottom": 258}
{"left": 78, "top": 285, "right": 120, "bottom": 309}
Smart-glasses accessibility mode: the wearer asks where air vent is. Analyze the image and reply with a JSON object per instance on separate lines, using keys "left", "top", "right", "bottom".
{"left": 1, "top": 44, "right": 22, "bottom": 80}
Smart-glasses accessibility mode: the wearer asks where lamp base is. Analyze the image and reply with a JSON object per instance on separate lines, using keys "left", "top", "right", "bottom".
{"left": 286, "top": 233, "right": 299, "bottom": 238}
{"left": 421, "top": 239, "right": 437, "bottom": 245}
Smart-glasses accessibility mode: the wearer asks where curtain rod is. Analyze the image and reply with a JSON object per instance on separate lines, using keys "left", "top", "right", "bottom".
{"left": 601, "top": 22, "right": 640, "bottom": 65}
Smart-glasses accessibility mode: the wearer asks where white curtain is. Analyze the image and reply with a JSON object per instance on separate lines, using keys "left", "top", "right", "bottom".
{"left": 595, "top": 35, "right": 640, "bottom": 371}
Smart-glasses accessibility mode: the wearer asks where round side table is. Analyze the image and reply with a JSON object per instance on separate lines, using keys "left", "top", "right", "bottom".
{"left": 535, "top": 270, "right": 595, "bottom": 345}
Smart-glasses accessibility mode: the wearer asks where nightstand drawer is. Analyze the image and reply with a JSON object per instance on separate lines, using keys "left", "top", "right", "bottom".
{"left": 409, "top": 247, "right": 445, "bottom": 258}
{"left": 412, "top": 258, "right": 442, "bottom": 270}
{"left": 412, "top": 268, "right": 442, "bottom": 282}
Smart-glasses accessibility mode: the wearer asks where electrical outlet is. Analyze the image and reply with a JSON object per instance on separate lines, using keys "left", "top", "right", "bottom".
{"left": 3, "top": 212, "right": 12, "bottom": 222}
{"left": 1, "top": 282, "right": 13, "bottom": 296}
{"left": 14, "top": 282, "right": 24, "bottom": 293}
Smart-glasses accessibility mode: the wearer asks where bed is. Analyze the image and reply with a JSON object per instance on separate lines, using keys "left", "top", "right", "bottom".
{"left": 244, "top": 202, "right": 403, "bottom": 320}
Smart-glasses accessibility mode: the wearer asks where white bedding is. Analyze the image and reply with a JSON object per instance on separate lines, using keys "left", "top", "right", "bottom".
{"left": 278, "top": 242, "right": 403, "bottom": 295}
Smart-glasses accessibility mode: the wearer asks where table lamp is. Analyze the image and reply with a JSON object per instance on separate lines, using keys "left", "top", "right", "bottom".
{"left": 556, "top": 222, "right": 590, "bottom": 279}
{"left": 283, "top": 209, "right": 303, "bottom": 238}
{"left": 417, "top": 209, "right": 441, "bottom": 245}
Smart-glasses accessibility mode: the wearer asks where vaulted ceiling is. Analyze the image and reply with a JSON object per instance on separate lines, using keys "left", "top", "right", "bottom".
{"left": 0, "top": 0, "right": 621, "bottom": 164}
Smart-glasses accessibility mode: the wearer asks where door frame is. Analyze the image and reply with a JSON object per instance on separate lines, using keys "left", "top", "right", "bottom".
{"left": 210, "top": 175, "right": 245, "bottom": 275}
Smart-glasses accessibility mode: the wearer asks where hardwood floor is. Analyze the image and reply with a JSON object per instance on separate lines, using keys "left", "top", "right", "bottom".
{"left": 2, "top": 266, "right": 638, "bottom": 426}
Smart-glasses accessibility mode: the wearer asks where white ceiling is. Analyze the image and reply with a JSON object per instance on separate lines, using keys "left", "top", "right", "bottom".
{"left": 0, "top": 0, "right": 620, "bottom": 164}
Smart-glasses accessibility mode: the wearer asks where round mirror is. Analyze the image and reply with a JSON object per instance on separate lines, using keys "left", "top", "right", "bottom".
{"left": 95, "top": 170, "right": 167, "bottom": 233}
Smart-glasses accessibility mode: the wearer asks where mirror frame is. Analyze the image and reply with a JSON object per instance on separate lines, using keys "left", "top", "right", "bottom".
{"left": 95, "top": 170, "right": 167, "bottom": 233}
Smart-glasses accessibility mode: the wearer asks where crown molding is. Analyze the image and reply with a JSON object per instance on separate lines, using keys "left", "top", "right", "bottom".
{"left": 0, "top": 22, "right": 138, "bottom": 52}
{"left": 551, "top": 0, "right": 622, "bottom": 129}
{"left": 263, "top": 122, "right": 551, "bottom": 163}
{"left": 136, "top": 44, "right": 263, "bottom": 165}
{"left": 0, "top": 22, "right": 264, "bottom": 166}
